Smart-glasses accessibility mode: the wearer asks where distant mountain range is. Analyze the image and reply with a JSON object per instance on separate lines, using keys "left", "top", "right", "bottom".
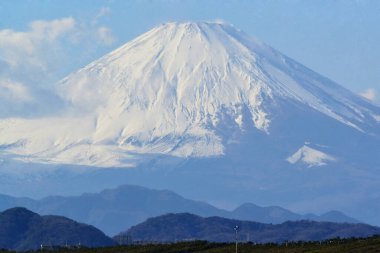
{"left": 118, "top": 213, "right": 380, "bottom": 243}
{"left": 231, "top": 203, "right": 359, "bottom": 224}
{"left": 0, "top": 184, "right": 358, "bottom": 236}
{"left": 0, "top": 207, "right": 115, "bottom": 251}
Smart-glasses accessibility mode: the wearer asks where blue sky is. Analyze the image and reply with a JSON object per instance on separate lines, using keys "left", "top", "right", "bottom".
{"left": 0, "top": 0, "right": 379, "bottom": 109}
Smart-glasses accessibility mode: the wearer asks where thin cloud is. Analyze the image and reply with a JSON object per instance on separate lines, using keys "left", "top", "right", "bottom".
{"left": 213, "top": 18, "right": 227, "bottom": 24}
{"left": 0, "top": 17, "right": 76, "bottom": 70}
{"left": 0, "top": 16, "right": 116, "bottom": 71}
{"left": 0, "top": 17, "right": 116, "bottom": 116}
{"left": 360, "top": 88, "right": 376, "bottom": 102}
{"left": 29, "top": 18, "right": 76, "bottom": 42}
{"left": 97, "top": 26, "right": 116, "bottom": 45}
{"left": 92, "top": 6, "right": 117, "bottom": 45}
{"left": 95, "top": 6, "right": 111, "bottom": 21}
{"left": 0, "top": 78, "right": 34, "bottom": 102}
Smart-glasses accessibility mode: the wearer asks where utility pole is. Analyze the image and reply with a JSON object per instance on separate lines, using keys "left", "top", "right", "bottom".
{"left": 234, "top": 225, "right": 239, "bottom": 253}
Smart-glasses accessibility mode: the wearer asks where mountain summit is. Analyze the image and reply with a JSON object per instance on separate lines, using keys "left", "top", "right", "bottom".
{"left": 1, "top": 22, "right": 379, "bottom": 167}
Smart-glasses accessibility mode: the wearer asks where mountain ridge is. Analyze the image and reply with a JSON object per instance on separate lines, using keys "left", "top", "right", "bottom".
{"left": 116, "top": 213, "right": 380, "bottom": 243}
{"left": 0, "top": 184, "right": 359, "bottom": 236}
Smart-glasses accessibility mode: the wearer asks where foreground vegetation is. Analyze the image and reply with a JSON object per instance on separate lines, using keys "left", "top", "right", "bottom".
{"left": 1, "top": 236, "right": 380, "bottom": 253}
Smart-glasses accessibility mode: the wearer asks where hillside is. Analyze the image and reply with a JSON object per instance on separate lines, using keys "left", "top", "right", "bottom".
{"left": 0, "top": 207, "right": 115, "bottom": 251}
{"left": 117, "top": 213, "right": 380, "bottom": 243}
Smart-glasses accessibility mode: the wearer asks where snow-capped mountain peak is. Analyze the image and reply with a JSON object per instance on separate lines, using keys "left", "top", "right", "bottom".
{"left": 0, "top": 22, "right": 379, "bottom": 167}
{"left": 58, "top": 22, "right": 274, "bottom": 131}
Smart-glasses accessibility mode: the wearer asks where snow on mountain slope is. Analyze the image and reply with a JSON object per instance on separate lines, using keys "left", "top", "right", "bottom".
{"left": 0, "top": 22, "right": 379, "bottom": 167}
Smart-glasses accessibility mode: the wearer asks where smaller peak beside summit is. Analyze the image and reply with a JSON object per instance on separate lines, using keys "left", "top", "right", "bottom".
{"left": 287, "top": 145, "right": 336, "bottom": 168}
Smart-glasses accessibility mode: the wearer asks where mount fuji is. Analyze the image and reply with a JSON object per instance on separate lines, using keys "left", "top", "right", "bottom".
{"left": 0, "top": 22, "right": 379, "bottom": 225}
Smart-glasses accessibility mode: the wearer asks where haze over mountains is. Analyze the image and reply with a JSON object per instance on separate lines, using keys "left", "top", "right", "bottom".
{"left": 0, "top": 22, "right": 379, "bottom": 226}
{"left": 0, "top": 184, "right": 358, "bottom": 236}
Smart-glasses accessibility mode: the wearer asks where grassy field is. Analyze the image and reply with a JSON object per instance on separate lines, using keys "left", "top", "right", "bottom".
{"left": 2, "top": 236, "right": 379, "bottom": 253}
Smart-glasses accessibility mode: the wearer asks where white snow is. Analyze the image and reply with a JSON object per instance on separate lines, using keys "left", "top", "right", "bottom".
{"left": 287, "top": 145, "right": 336, "bottom": 167}
{"left": 0, "top": 21, "right": 378, "bottom": 167}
